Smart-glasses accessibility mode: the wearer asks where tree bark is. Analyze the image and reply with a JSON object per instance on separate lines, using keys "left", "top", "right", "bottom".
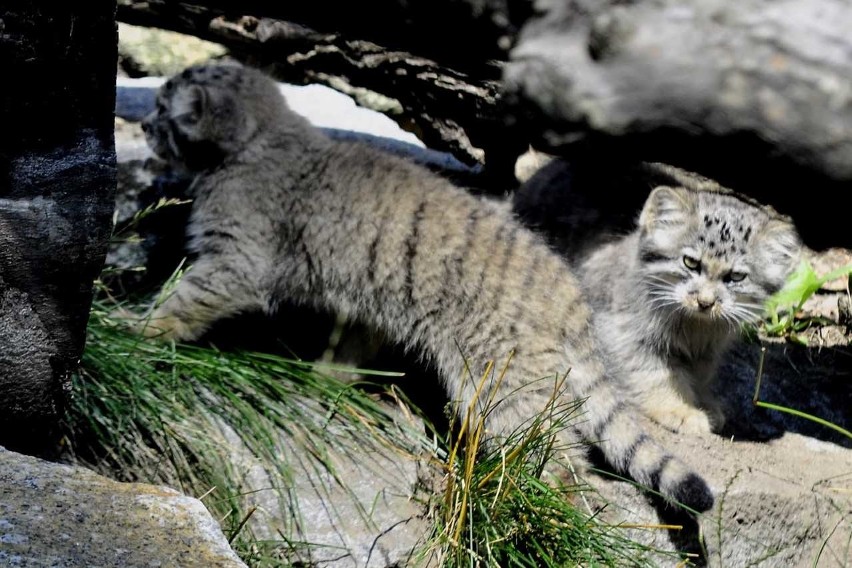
{"left": 0, "top": 3, "right": 117, "bottom": 453}
{"left": 116, "top": 0, "right": 529, "bottom": 179}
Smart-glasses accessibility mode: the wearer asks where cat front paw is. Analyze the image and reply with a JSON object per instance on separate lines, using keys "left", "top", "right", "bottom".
{"left": 138, "top": 313, "right": 194, "bottom": 341}
{"left": 647, "top": 405, "right": 714, "bottom": 435}
{"left": 110, "top": 308, "right": 193, "bottom": 342}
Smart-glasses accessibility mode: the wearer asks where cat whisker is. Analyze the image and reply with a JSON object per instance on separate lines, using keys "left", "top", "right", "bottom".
{"left": 726, "top": 305, "right": 763, "bottom": 325}
{"left": 719, "top": 310, "right": 742, "bottom": 330}
{"left": 643, "top": 274, "right": 681, "bottom": 288}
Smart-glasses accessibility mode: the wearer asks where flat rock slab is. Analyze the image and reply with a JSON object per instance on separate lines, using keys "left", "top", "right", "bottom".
{"left": 206, "top": 396, "right": 435, "bottom": 568}
{"left": 590, "top": 338, "right": 852, "bottom": 568}
{"left": 0, "top": 447, "right": 246, "bottom": 567}
{"left": 594, "top": 427, "right": 851, "bottom": 567}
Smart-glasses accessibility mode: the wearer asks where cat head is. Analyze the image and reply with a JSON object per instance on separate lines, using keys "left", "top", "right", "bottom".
{"left": 637, "top": 186, "right": 801, "bottom": 326}
{"left": 141, "top": 63, "right": 305, "bottom": 170}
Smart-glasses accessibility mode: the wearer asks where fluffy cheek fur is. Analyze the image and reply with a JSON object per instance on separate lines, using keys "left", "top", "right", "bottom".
{"left": 642, "top": 264, "right": 756, "bottom": 325}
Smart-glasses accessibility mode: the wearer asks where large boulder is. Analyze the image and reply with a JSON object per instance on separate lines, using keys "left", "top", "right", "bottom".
{"left": 0, "top": 446, "right": 246, "bottom": 567}
{"left": 502, "top": 0, "right": 852, "bottom": 249}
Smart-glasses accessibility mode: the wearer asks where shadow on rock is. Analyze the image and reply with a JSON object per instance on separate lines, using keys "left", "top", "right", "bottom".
{"left": 716, "top": 339, "right": 851, "bottom": 448}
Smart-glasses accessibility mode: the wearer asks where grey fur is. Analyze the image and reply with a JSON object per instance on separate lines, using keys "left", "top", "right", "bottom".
{"left": 520, "top": 176, "right": 801, "bottom": 433}
{"left": 138, "top": 64, "right": 714, "bottom": 511}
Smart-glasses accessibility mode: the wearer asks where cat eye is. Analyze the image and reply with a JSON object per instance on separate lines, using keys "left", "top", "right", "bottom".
{"left": 726, "top": 271, "right": 747, "bottom": 283}
{"left": 682, "top": 255, "right": 700, "bottom": 271}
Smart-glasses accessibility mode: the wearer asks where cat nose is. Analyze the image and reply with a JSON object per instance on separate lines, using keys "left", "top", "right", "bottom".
{"left": 697, "top": 293, "right": 716, "bottom": 310}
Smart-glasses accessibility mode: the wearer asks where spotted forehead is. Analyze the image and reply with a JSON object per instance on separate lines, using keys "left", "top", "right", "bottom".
{"left": 160, "top": 65, "right": 246, "bottom": 97}
{"left": 693, "top": 193, "right": 766, "bottom": 260}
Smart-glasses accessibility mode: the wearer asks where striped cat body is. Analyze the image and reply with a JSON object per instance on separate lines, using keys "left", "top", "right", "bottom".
{"left": 139, "top": 64, "right": 714, "bottom": 511}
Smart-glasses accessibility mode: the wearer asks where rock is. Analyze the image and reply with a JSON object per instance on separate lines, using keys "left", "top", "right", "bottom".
{"left": 503, "top": 1, "right": 852, "bottom": 249}
{"left": 209, "top": 399, "right": 436, "bottom": 567}
{"left": 593, "top": 427, "right": 851, "bottom": 567}
{"left": 513, "top": 146, "right": 554, "bottom": 184}
{"left": 0, "top": 3, "right": 116, "bottom": 454}
{"left": 585, "top": 333, "right": 852, "bottom": 566}
{"left": 806, "top": 248, "right": 852, "bottom": 292}
{"left": 0, "top": 446, "right": 246, "bottom": 567}
{"left": 840, "top": 295, "right": 852, "bottom": 328}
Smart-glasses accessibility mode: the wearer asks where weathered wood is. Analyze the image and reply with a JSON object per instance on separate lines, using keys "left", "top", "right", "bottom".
{"left": 117, "top": 0, "right": 852, "bottom": 247}
{"left": 503, "top": 0, "right": 852, "bottom": 248}
{"left": 117, "top": 0, "right": 516, "bottom": 76}
{"left": 0, "top": 3, "right": 117, "bottom": 453}
{"left": 115, "top": 0, "right": 525, "bottom": 180}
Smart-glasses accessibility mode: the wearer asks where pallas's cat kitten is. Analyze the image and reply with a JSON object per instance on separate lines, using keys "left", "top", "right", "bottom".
{"left": 517, "top": 170, "right": 801, "bottom": 434}
{"left": 135, "top": 64, "right": 714, "bottom": 511}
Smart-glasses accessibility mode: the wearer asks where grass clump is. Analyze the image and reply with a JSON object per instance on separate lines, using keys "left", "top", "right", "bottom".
{"left": 63, "top": 299, "right": 432, "bottom": 564}
{"left": 422, "top": 360, "right": 679, "bottom": 567}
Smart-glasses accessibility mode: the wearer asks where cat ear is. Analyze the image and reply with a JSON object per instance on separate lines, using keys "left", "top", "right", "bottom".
{"left": 172, "top": 84, "right": 208, "bottom": 125}
{"left": 754, "top": 218, "right": 802, "bottom": 288}
{"left": 639, "top": 186, "right": 694, "bottom": 231}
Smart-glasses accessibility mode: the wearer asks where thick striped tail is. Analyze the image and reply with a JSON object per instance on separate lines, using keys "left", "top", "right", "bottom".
{"left": 584, "top": 401, "right": 715, "bottom": 512}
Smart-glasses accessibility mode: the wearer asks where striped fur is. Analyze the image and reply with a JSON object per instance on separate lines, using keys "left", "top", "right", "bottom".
{"left": 139, "top": 64, "right": 714, "bottom": 512}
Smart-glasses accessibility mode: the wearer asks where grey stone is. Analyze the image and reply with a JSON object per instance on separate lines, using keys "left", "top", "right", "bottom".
{"left": 0, "top": 446, "right": 247, "bottom": 567}
{"left": 208, "top": 400, "right": 435, "bottom": 567}
{"left": 118, "top": 22, "right": 226, "bottom": 78}
{"left": 585, "top": 337, "right": 852, "bottom": 566}
{"left": 592, "top": 427, "right": 851, "bottom": 567}
{"left": 115, "top": 86, "right": 158, "bottom": 122}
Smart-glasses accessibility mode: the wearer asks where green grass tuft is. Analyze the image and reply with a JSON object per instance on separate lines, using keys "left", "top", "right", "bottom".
{"left": 762, "top": 260, "right": 852, "bottom": 341}
{"left": 64, "top": 300, "right": 432, "bottom": 564}
{"left": 422, "top": 360, "right": 682, "bottom": 567}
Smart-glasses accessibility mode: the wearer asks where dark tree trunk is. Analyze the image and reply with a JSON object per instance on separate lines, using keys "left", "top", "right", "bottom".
{"left": 0, "top": 3, "right": 117, "bottom": 454}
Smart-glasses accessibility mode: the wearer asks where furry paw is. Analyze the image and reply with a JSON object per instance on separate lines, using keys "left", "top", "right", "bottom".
{"left": 138, "top": 313, "right": 194, "bottom": 341}
{"left": 109, "top": 308, "right": 192, "bottom": 341}
{"left": 705, "top": 403, "right": 727, "bottom": 432}
{"left": 648, "top": 405, "right": 714, "bottom": 435}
